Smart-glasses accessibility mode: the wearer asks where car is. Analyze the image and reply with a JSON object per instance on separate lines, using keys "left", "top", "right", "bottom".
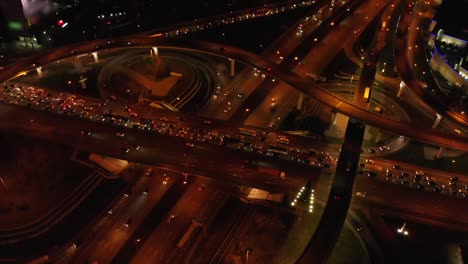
{"left": 143, "top": 187, "right": 148, "bottom": 195}
{"left": 167, "top": 214, "right": 175, "bottom": 223}
{"left": 416, "top": 184, "right": 425, "bottom": 190}
{"left": 121, "top": 147, "right": 130, "bottom": 153}
{"left": 433, "top": 187, "right": 442, "bottom": 193}
{"left": 427, "top": 180, "right": 436, "bottom": 186}
{"left": 162, "top": 177, "right": 170, "bottom": 185}
{"left": 124, "top": 218, "right": 133, "bottom": 227}
{"left": 355, "top": 192, "right": 366, "bottom": 197}
{"left": 385, "top": 176, "right": 392, "bottom": 181}
{"left": 365, "top": 159, "right": 374, "bottom": 164}
{"left": 367, "top": 172, "right": 377, "bottom": 177}
{"left": 115, "top": 132, "right": 125, "bottom": 137}
{"left": 132, "top": 144, "right": 141, "bottom": 150}
{"left": 400, "top": 172, "right": 409, "bottom": 177}
{"left": 385, "top": 170, "right": 393, "bottom": 176}
{"left": 186, "top": 142, "right": 195, "bottom": 147}
{"left": 81, "top": 130, "right": 92, "bottom": 136}
{"left": 368, "top": 148, "right": 376, "bottom": 154}
{"left": 72, "top": 240, "right": 81, "bottom": 248}
{"left": 198, "top": 184, "right": 206, "bottom": 191}
{"left": 145, "top": 167, "right": 153, "bottom": 176}
{"left": 108, "top": 209, "right": 113, "bottom": 214}
{"left": 450, "top": 176, "right": 459, "bottom": 182}
{"left": 237, "top": 93, "right": 243, "bottom": 98}
{"left": 203, "top": 120, "right": 213, "bottom": 125}
{"left": 350, "top": 219, "right": 362, "bottom": 231}
{"left": 393, "top": 165, "right": 401, "bottom": 170}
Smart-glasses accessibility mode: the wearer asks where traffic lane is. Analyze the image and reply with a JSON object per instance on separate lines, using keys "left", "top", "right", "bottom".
{"left": 70, "top": 170, "right": 178, "bottom": 264}
{"left": 131, "top": 177, "right": 215, "bottom": 263}
{"left": 224, "top": 0, "right": 348, "bottom": 124}
{"left": 244, "top": 80, "right": 297, "bottom": 128}
{"left": 213, "top": 74, "right": 267, "bottom": 120}
{"left": 201, "top": 0, "right": 338, "bottom": 120}
{"left": 78, "top": 175, "right": 180, "bottom": 264}
{"left": 199, "top": 63, "right": 265, "bottom": 120}
{"left": 55, "top": 171, "right": 148, "bottom": 262}
{"left": 367, "top": 158, "right": 468, "bottom": 186}
{"left": 352, "top": 174, "right": 468, "bottom": 232}
{"left": 360, "top": 162, "right": 467, "bottom": 198}
{"left": 0, "top": 104, "right": 313, "bottom": 193}
{"left": 296, "top": 0, "right": 375, "bottom": 74}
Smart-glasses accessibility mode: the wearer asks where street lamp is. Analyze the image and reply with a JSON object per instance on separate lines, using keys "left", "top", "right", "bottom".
{"left": 244, "top": 247, "right": 253, "bottom": 264}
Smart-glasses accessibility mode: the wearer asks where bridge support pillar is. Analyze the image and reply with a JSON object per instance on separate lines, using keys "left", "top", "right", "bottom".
{"left": 375, "top": 130, "right": 383, "bottom": 144}
{"left": 92, "top": 52, "right": 99, "bottom": 63}
{"left": 436, "top": 146, "right": 445, "bottom": 159}
{"left": 36, "top": 67, "right": 43, "bottom": 78}
{"left": 230, "top": 59, "right": 235, "bottom": 77}
{"left": 297, "top": 93, "right": 304, "bottom": 110}
{"left": 432, "top": 114, "right": 442, "bottom": 128}
{"left": 397, "top": 81, "right": 405, "bottom": 98}
{"left": 331, "top": 110, "right": 338, "bottom": 124}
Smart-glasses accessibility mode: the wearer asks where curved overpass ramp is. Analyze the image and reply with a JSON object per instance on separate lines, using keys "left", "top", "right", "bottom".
{"left": 394, "top": 2, "right": 468, "bottom": 127}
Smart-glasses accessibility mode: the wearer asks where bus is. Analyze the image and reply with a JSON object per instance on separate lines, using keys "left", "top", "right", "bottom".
{"left": 238, "top": 128, "right": 257, "bottom": 137}
{"left": 277, "top": 137, "right": 290, "bottom": 145}
{"left": 363, "top": 87, "right": 371, "bottom": 103}
{"left": 267, "top": 145, "right": 289, "bottom": 155}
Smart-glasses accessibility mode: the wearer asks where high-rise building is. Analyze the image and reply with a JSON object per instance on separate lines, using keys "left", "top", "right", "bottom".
{"left": 0, "top": 0, "right": 29, "bottom": 44}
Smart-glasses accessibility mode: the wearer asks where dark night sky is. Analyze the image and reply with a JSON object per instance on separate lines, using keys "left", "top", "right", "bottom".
{"left": 433, "top": 0, "right": 468, "bottom": 38}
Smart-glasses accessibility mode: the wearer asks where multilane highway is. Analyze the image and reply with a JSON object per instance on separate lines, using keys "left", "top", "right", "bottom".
{"left": 1, "top": 37, "right": 467, "bottom": 151}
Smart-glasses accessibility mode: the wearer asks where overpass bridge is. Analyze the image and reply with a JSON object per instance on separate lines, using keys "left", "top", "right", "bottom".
{"left": 1, "top": 37, "right": 467, "bottom": 151}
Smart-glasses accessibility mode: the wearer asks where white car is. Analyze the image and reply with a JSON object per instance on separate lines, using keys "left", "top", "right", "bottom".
{"left": 356, "top": 192, "right": 366, "bottom": 198}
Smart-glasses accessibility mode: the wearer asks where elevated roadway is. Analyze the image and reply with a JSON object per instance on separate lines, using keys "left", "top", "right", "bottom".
{"left": 1, "top": 37, "right": 468, "bottom": 151}
{"left": 0, "top": 103, "right": 316, "bottom": 194}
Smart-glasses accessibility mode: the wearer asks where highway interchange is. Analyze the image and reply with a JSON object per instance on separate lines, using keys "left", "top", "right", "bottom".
{"left": 0, "top": 0, "right": 467, "bottom": 263}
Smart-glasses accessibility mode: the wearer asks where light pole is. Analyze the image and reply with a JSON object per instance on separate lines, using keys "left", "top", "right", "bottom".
{"left": 244, "top": 247, "right": 253, "bottom": 264}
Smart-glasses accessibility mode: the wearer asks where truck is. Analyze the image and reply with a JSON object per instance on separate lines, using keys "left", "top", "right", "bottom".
{"left": 257, "top": 165, "right": 286, "bottom": 179}
{"left": 363, "top": 87, "right": 371, "bottom": 103}
{"left": 26, "top": 255, "right": 49, "bottom": 264}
